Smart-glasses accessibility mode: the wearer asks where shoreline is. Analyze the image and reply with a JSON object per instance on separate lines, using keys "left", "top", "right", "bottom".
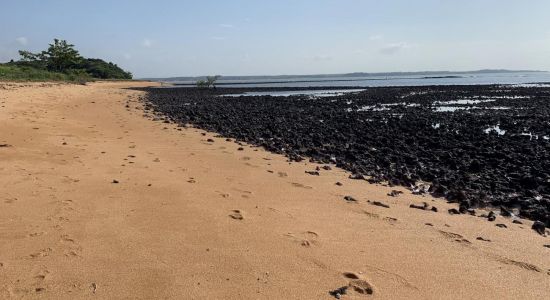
{"left": 143, "top": 84, "right": 550, "bottom": 226}
{"left": 0, "top": 81, "right": 548, "bottom": 299}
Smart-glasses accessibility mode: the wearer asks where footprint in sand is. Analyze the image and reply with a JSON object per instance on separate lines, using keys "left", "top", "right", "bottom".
{"left": 330, "top": 272, "right": 375, "bottom": 298}
{"left": 494, "top": 256, "right": 542, "bottom": 272}
{"left": 5, "top": 197, "right": 17, "bottom": 204}
{"left": 28, "top": 232, "right": 45, "bottom": 238}
{"left": 29, "top": 248, "right": 53, "bottom": 259}
{"left": 216, "top": 191, "right": 230, "bottom": 198}
{"left": 290, "top": 182, "right": 313, "bottom": 189}
{"left": 438, "top": 230, "right": 471, "bottom": 244}
{"left": 285, "top": 231, "right": 319, "bottom": 247}
{"left": 229, "top": 210, "right": 244, "bottom": 220}
{"left": 363, "top": 210, "right": 398, "bottom": 224}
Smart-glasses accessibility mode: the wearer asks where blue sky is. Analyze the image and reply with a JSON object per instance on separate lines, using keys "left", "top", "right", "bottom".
{"left": 1, "top": 0, "right": 549, "bottom": 77}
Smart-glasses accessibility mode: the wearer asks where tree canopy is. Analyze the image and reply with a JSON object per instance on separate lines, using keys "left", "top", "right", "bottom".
{"left": 11, "top": 39, "right": 132, "bottom": 80}
{"left": 196, "top": 75, "right": 221, "bottom": 89}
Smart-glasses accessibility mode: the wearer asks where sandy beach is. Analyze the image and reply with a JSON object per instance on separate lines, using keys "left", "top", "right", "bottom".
{"left": 0, "top": 81, "right": 548, "bottom": 299}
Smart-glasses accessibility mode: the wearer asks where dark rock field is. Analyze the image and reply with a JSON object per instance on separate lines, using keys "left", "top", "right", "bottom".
{"left": 139, "top": 85, "right": 550, "bottom": 226}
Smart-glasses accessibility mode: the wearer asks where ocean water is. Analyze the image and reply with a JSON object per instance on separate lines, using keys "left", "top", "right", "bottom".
{"left": 169, "top": 71, "right": 550, "bottom": 88}
{"left": 222, "top": 89, "right": 364, "bottom": 97}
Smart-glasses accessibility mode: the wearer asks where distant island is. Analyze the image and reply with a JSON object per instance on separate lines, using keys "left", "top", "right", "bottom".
{"left": 146, "top": 69, "right": 545, "bottom": 82}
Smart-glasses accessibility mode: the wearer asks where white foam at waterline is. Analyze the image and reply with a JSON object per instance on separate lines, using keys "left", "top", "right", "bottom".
{"left": 434, "top": 106, "right": 511, "bottom": 112}
{"left": 221, "top": 89, "right": 365, "bottom": 98}
{"left": 484, "top": 125, "right": 506, "bottom": 135}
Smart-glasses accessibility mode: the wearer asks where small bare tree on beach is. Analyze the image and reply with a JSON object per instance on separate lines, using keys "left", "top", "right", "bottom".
{"left": 196, "top": 75, "right": 221, "bottom": 89}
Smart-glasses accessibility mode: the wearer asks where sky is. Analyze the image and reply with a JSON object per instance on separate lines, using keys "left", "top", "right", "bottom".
{"left": 1, "top": 0, "right": 550, "bottom": 78}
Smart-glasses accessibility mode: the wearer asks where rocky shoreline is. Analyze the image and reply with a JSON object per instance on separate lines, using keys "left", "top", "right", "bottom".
{"left": 140, "top": 85, "right": 550, "bottom": 227}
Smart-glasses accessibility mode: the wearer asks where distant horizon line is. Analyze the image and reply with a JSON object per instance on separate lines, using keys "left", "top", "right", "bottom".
{"left": 142, "top": 69, "right": 547, "bottom": 81}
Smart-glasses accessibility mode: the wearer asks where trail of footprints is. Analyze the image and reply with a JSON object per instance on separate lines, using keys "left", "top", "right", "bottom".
{"left": 19, "top": 190, "right": 84, "bottom": 295}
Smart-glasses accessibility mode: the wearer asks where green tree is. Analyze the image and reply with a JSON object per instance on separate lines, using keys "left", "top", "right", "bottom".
{"left": 13, "top": 38, "right": 132, "bottom": 80}
{"left": 18, "top": 50, "right": 40, "bottom": 62}
{"left": 196, "top": 75, "right": 221, "bottom": 89}
{"left": 41, "top": 39, "right": 83, "bottom": 72}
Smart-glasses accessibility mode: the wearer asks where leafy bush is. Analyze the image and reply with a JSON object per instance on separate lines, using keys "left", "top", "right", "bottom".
{"left": 0, "top": 64, "right": 70, "bottom": 81}
{"left": 78, "top": 58, "right": 132, "bottom": 79}
{"left": 196, "top": 75, "right": 221, "bottom": 89}
{"left": 3, "top": 38, "right": 133, "bottom": 81}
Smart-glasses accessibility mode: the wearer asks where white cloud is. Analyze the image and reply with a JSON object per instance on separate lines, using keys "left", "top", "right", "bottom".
{"left": 369, "top": 35, "right": 383, "bottom": 41}
{"left": 141, "top": 38, "right": 152, "bottom": 48}
{"left": 15, "top": 37, "right": 28, "bottom": 46}
{"left": 219, "top": 24, "right": 234, "bottom": 28}
{"left": 379, "top": 42, "right": 410, "bottom": 55}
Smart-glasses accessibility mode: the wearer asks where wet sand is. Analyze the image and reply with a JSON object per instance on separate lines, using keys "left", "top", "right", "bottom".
{"left": 0, "top": 81, "right": 548, "bottom": 299}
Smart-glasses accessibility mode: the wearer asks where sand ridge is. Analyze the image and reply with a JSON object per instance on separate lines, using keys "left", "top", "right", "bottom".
{"left": 0, "top": 81, "right": 548, "bottom": 299}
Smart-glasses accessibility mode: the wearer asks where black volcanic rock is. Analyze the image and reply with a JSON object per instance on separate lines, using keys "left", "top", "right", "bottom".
{"left": 532, "top": 221, "right": 546, "bottom": 236}
{"left": 140, "top": 84, "right": 550, "bottom": 226}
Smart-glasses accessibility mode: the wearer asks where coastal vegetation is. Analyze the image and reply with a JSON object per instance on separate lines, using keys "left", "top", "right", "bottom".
{"left": 0, "top": 39, "right": 132, "bottom": 82}
{"left": 196, "top": 75, "right": 221, "bottom": 89}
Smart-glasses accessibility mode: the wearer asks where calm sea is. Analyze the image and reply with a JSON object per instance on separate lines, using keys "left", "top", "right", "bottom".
{"left": 168, "top": 72, "right": 550, "bottom": 88}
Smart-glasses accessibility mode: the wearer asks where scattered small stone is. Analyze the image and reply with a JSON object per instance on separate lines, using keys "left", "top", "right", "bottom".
{"left": 543, "top": 245, "right": 550, "bottom": 248}
{"left": 112, "top": 179, "right": 119, "bottom": 184}
{"left": 206, "top": 138, "right": 214, "bottom": 143}
{"left": 500, "top": 206, "right": 513, "bottom": 217}
{"left": 387, "top": 190, "right": 403, "bottom": 197}
{"left": 512, "top": 220, "right": 523, "bottom": 224}
{"left": 448, "top": 208, "right": 460, "bottom": 215}
{"left": 62, "top": 142, "right": 67, "bottom": 145}
{"left": 329, "top": 286, "right": 348, "bottom": 299}
{"left": 335, "top": 182, "right": 343, "bottom": 186}
{"left": 349, "top": 173, "right": 365, "bottom": 180}
{"left": 410, "top": 202, "right": 429, "bottom": 210}
{"left": 322, "top": 165, "right": 332, "bottom": 170}
{"left": 425, "top": 223, "right": 434, "bottom": 226}
{"left": 0, "top": 144, "right": 11, "bottom": 147}
{"left": 305, "top": 171, "right": 320, "bottom": 176}
{"left": 476, "top": 237, "right": 491, "bottom": 242}
{"left": 532, "top": 221, "right": 546, "bottom": 236}
{"left": 237, "top": 147, "right": 244, "bottom": 151}
{"left": 487, "top": 211, "right": 496, "bottom": 222}
{"left": 431, "top": 206, "right": 438, "bottom": 212}
{"left": 496, "top": 223, "right": 507, "bottom": 228}
{"left": 371, "top": 201, "right": 389, "bottom": 208}
{"left": 344, "top": 196, "right": 357, "bottom": 203}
